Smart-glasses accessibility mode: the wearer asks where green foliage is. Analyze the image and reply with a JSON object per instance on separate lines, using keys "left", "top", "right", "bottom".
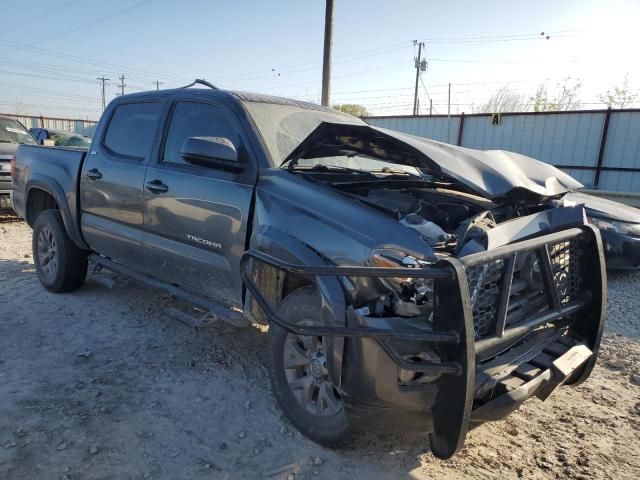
{"left": 332, "top": 103, "right": 369, "bottom": 117}
{"left": 598, "top": 74, "right": 638, "bottom": 108}
{"left": 529, "top": 77, "right": 582, "bottom": 112}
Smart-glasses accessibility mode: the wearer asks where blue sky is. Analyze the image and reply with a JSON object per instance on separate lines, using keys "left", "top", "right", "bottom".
{"left": 1, "top": 0, "right": 639, "bottom": 118}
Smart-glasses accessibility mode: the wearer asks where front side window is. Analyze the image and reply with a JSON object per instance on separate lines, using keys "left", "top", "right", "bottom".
{"left": 163, "top": 101, "right": 240, "bottom": 165}
{"left": 103, "top": 102, "right": 162, "bottom": 159}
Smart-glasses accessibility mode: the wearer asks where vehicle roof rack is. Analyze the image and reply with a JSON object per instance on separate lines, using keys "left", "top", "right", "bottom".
{"left": 180, "top": 78, "right": 218, "bottom": 90}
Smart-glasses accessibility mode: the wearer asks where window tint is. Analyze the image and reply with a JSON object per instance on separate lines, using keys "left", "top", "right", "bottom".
{"left": 163, "top": 102, "right": 240, "bottom": 165}
{"left": 103, "top": 102, "right": 161, "bottom": 159}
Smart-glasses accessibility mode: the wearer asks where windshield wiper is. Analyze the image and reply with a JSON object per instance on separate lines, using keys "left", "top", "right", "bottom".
{"left": 0, "top": 139, "right": 14, "bottom": 143}
{"left": 287, "top": 164, "right": 377, "bottom": 177}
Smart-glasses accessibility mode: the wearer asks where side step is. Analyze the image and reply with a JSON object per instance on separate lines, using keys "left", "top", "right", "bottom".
{"left": 88, "top": 254, "right": 250, "bottom": 328}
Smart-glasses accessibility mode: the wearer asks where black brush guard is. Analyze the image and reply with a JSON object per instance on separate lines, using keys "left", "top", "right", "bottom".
{"left": 240, "top": 225, "right": 606, "bottom": 459}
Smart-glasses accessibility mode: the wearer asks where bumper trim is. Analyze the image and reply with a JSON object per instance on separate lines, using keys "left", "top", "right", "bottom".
{"left": 471, "top": 343, "right": 592, "bottom": 423}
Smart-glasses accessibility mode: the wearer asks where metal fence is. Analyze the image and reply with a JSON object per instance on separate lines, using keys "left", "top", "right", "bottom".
{"left": 365, "top": 108, "right": 640, "bottom": 192}
{"left": 2, "top": 113, "right": 98, "bottom": 137}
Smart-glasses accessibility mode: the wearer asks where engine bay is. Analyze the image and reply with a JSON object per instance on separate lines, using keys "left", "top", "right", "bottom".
{"left": 337, "top": 182, "right": 525, "bottom": 256}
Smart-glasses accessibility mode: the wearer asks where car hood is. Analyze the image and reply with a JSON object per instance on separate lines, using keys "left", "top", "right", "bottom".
{"left": 283, "top": 122, "right": 583, "bottom": 201}
{"left": 563, "top": 191, "right": 640, "bottom": 223}
{"left": 0, "top": 142, "right": 18, "bottom": 158}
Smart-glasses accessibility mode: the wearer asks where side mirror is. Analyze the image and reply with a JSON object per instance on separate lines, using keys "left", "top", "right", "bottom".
{"left": 180, "top": 136, "right": 241, "bottom": 171}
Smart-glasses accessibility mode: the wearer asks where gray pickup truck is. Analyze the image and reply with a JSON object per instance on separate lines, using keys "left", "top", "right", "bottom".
{"left": 12, "top": 80, "right": 606, "bottom": 458}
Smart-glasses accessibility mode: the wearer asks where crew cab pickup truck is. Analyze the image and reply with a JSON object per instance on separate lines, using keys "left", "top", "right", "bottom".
{"left": 12, "top": 80, "right": 606, "bottom": 458}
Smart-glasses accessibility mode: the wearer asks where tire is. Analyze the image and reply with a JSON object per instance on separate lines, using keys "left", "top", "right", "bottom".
{"left": 32, "top": 209, "right": 88, "bottom": 293}
{"left": 268, "top": 287, "right": 358, "bottom": 448}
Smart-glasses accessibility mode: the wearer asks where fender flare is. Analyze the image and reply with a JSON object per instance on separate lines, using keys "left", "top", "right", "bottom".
{"left": 25, "top": 175, "right": 88, "bottom": 250}
{"left": 246, "top": 226, "right": 347, "bottom": 387}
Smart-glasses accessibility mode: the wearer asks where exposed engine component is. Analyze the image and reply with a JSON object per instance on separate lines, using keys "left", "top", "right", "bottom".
{"left": 456, "top": 211, "right": 497, "bottom": 257}
{"left": 364, "top": 188, "right": 419, "bottom": 217}
{"left": 400, "top": 213, "right": 454, "bottom": 245}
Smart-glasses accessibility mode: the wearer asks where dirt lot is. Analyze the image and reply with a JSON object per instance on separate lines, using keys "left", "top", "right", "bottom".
{"left": 1, "top": 212, "right": 639, "bottom": 480}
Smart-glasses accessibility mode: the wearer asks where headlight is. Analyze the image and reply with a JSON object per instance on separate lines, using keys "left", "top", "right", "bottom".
{"left": 588, "top": 216, "right": 640, "bottom": 237}
{"left": 370, "top": 249, "right": 432, "bottom": 293}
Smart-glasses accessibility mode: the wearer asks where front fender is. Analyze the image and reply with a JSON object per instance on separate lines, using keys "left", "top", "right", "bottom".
{"left": 246, "top": 225, "right": 347, "bottom": 387}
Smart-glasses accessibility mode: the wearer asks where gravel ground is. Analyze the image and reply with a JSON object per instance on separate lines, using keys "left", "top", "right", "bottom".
{"left": 1, "top": 212, "right": 639, "bottom": 480}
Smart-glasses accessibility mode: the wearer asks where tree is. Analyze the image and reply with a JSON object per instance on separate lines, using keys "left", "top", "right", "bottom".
{"left": 529, "top": 77, "right": 582, "bottom": 112}
{"left": 598, "top": 74, "right": 638, "bottom": 108}
{"left": 472, "top": 86, "right": 528, "bottom": 113}
{"left": 333, "top": 103, "right": 369, "bottom": 117}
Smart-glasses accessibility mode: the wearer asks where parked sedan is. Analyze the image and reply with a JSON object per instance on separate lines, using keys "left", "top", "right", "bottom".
{"left": 30, "top": 128, "right": 91, "bottom": 148}
{"left": 560, "top": 192, "right": 640, "bottom": 271}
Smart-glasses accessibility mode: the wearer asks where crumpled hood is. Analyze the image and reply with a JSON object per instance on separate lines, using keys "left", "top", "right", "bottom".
{"left": 563, "top": 191, "right": 640, "bottom": 223}
{"left": 283, "top": 122, "right": 583, "bottom": 201}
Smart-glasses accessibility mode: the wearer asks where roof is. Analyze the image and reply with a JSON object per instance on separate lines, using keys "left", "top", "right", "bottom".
{"left": 116, "top": 83, "right": 336, "bottom": 113}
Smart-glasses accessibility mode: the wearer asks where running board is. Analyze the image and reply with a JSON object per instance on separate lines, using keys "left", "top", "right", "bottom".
{"left": 88, "top": 254, "right": 250, "bottom": 328}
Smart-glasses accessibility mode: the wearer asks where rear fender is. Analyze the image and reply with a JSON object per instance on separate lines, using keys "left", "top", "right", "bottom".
{"left": 26, "top": 175, "right": 88, "bottom": 250}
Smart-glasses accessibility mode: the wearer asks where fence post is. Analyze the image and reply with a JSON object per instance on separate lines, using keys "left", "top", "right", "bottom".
{"left": 457, "top": 112, "right": 465, "bottom": 146}
{"left": 594, "top": 107, "right": 612, "bottom": 188}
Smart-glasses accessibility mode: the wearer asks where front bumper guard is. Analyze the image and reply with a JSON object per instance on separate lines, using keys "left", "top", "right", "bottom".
{"left": 240, "top": 225, "right": 606, "bottom": 458}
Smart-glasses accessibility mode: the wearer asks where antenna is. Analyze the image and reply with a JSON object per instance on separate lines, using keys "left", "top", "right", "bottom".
{"left": 180, "top": 78, "right": 218, "bottom": 90}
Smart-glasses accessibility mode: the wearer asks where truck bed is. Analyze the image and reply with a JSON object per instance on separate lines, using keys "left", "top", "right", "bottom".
{"left": 12, "top": 144, "right": 87, "bottom": 229}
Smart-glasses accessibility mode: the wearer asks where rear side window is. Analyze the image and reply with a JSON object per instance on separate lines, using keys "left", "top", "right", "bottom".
{"left": 103, "top": 102, "right": 162, "bottom": 159}
{"left": 163, "top": 101, "right": 240, "bottom": 165}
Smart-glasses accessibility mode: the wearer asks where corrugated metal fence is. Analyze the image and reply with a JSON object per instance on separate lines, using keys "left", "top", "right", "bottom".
{"left": 365, "top": 108, "right": 640, "bottom": 193}
{"left": 3, "top": 113, "right": 98, "bottom": 137}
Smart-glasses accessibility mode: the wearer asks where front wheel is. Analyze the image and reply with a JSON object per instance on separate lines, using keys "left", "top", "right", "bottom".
{"left": 267, "top": 287, "right": 358, "bottom": 448}
{"left": 32, "top": 209, "right": 88, "bottom": 293}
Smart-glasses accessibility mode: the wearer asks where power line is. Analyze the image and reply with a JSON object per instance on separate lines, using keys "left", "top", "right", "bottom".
{"left": 0, "top": 0, "right": 79, "bottom": 36}
{"left": 0, "top": 1, "right": 154, "bottom": 57}
{"left": 0, "top": 39, "right": 189, "bottom": 84}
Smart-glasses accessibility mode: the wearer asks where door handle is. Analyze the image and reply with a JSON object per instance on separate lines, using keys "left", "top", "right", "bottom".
{"left": 85, "top": 168, "right": 102, "bottom": 180}
{"left": 145, "top": 180, "right": 169, "bottom": 194}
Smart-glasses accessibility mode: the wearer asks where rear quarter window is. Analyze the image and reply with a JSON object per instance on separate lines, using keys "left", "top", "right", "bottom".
{"left": 103, "top": 102, "right": 162, "bottom": 159}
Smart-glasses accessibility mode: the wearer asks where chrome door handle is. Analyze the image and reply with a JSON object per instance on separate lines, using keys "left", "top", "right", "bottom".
{"left": 85, "top": 168, "right": 102, "bottom": 180}
{"left": 145, "top": 180, "right": 169, "bottom": 194}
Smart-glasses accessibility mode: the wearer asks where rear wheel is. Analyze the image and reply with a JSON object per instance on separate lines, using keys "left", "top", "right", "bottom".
{"left": 32, "top": 210, "right": 88, "bottom": 292}
{"left": 268, "top": 287, "right": 358, "bottom": 447}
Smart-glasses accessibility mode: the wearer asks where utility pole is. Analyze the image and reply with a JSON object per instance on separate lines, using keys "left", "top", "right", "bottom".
{"left": 96, "top": 76, "right": 110, "bottom": 112}
{"left": 117, "top": 74, "right": 126, "bottom": 96}
{"left": 412, "top": 41, "right": 426, "bottom": 116}
{"left": 320, "top": 0, "right": 334, "bottom": 107}
{"left": 153, "top": 80, "right": 164, "bottom": 91}
{"left": 447, "top": 82, "right": 452, "bottom": 143}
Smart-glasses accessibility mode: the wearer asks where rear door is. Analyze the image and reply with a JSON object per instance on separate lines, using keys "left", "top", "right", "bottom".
{"left": 80, "top": 100, "right": 164, "bottom": 269}
{"left": 142, "top": 99, "right": 257, "bottom": 307}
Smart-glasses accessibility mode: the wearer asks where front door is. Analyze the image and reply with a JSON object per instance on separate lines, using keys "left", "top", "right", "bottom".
{"left": 80, "top": 101, "right": 164, "bottom": 269}
{"left": 142, "top": 100, "right": 256, "bottom": 307}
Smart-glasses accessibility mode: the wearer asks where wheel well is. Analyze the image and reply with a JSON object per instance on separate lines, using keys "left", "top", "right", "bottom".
{"left": 249, "top": 261, "right": 314, "bottom": 324}
{"left": 26, "top": 188, "right": 59, "bottom": 226}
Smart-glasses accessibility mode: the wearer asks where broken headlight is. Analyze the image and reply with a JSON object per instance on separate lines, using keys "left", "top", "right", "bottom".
{"left": 370, "top": 249, "right": 433, "bottom": 316}
{"left": 588, "top": 216, "right": 640, "bottom": 238}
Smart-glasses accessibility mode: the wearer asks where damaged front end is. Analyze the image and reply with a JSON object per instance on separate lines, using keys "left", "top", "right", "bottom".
{"left": 240, "top": 209, "right": 606, "bottom": 458}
